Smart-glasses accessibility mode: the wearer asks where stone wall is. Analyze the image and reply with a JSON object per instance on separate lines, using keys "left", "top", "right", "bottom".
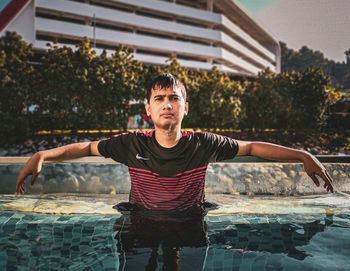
{"left": 1, "top": 161, "right": 349, "bottom": 195}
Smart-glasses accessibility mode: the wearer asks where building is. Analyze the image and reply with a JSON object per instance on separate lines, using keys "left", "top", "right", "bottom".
{"left": 1, "top": 0, "right": 280, "bottom": 76}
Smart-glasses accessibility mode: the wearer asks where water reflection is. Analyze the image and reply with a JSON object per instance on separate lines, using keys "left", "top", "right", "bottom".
{"left": 113, "top": 203, "right": 334, "bottom": 270}
{"left": 209, "top": 214, "right": 333, "bottom": 261}
{"left": 113, "top": 203, "right": 209, "bottom": 271}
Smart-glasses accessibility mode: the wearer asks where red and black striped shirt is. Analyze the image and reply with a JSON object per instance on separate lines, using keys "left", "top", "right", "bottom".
{"left": 98, "top": 130, "right": 238, "bottom": 211}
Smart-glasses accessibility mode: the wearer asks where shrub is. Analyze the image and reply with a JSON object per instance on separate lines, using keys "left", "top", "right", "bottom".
{"left": 33, "top": 37, "right": 145, "bottom": 132}
{"left": 0, "top": 32, "right": 34, "bottom": 143}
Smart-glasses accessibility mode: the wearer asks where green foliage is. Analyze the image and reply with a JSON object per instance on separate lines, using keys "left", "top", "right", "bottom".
{"left": 0, "top": 32, "right": 34, "bottom": 143}
{"left": 280, "top": 42, "right": 330, "bottom": 73}
{"left": 327, "top": 88, "right": 350, "bottom": 130}
{"left": 33, "top": 37, "right": 145, "bottom": 132}
{"left": 329, "top": 60, "right": 350, "bottom": 90}
{"left": 240, "top": 69, "right": 284, "bottom": 130}
{"left": 285, "top": 67, "right": 330, "bottom": 129}
{"left": 280, "top": 41, "right": 350, "bottom": 90}
{"left": 241, "top": 68, "right": 331, "bottom": 131}
{"left": 0, "top": 32, "right": 346, "bottom": 144}
{"left": 184, "top": 67, "right": 243, "bottom": 129}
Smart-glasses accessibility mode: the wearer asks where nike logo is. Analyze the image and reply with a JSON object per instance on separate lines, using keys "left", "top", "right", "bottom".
{"left": 136, "top": 154, "right": 149, "bottom": 160}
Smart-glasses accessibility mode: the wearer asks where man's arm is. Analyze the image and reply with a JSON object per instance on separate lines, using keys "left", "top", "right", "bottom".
{"left": 236, "top": 140, "right": 334, "bottom": 192}
{"left": 16, "top": 141, "right": 101, "bottom": 195}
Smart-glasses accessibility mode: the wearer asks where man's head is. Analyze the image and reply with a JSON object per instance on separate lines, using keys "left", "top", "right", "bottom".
{"left": 145, "top": 74, "right": 188, "bottom": 130}
{"left": 147, "top": 73, "right": 187, "bottom": 103}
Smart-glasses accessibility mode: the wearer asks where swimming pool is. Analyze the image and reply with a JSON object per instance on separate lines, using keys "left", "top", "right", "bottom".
{"left": 1, "top": 157, "right": 349, "bottom": 270}
{"left": 1, "top": 193, "right": 350, "bottom": 270}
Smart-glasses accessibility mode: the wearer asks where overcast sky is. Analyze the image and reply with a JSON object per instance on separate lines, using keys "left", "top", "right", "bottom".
{"left": 237, "top": 0, "right": 350, "bottom": 63}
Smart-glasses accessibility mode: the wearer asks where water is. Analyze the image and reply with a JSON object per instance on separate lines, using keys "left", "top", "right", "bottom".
{"left": 1, "top": 193, "right": 350, "bottom": 270}
{"left": 205, "top": 214, "right": 350, "bottom": 270}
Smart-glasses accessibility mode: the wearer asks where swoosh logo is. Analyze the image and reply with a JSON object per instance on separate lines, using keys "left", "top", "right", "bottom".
{"left": 136, "top": 154, "right": 149, "bottom": 160}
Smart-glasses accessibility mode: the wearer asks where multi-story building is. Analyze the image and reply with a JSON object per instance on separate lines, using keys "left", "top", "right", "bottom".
{"left": 1, "top": 0, "right": 280, "bottom": 76}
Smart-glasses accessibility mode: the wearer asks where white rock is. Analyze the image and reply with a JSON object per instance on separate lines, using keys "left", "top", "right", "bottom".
{"left": 289, "top": 170, "right": 296, "bottom": 178}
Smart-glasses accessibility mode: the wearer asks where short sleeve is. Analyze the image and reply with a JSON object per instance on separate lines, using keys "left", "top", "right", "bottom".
{"left": 199, "top": 132, "right": 239, "bottom": 162}
{"left": 98, "top": 133, "right": 133, "bottom": 164}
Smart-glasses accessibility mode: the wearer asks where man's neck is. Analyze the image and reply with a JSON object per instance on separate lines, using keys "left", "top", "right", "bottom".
{"left": 154, "top": 127, "right": 182, "bottom": 148}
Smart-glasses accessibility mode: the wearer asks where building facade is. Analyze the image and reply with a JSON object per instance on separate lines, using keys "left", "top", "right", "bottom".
{"left": 1, "top": 0, "right": 280, "bottom": 76}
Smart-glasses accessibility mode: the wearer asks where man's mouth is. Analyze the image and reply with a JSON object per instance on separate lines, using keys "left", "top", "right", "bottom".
{"left": 161, "top": 113, "right": 174, "bottom": 118}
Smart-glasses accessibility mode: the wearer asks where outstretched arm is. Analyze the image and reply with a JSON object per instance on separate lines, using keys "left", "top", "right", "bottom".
{"left": 236, "top": 141, "right": 334, "bottom": 192}
{"left": 15, "top": 141, "right": 101, "bottom": 195}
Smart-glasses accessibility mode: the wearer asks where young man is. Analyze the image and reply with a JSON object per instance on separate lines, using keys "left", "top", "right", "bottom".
{"left": 16, "top": 73, "right": 334, "bottom": 199}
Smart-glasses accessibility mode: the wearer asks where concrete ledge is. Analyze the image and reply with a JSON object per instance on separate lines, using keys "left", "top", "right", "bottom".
{"left": 1, "top": 157, "right": 349, "bottom": 195}
{"left": 225, "top": 155, "right": 350, "bottom": 163}
{"left": 1, "top": 155, "right": 349, "bottom": 164}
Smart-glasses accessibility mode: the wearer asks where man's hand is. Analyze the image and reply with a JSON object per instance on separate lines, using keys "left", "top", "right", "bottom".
{"left": 16, "top": 152, "right": 43, "bottom": 195}
{"left": 15, "top": 141, "right": 101, "bottom": 195}
{"left": 302, "top": 153, "right": 334, "bottom": 192}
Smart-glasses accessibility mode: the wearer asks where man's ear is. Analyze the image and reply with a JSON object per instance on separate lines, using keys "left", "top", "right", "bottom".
{"left": 145, "top": 103, "right": 151, "bottom": 116}
{"left": 184, "top": 102, "right": 189, "bottom": 116}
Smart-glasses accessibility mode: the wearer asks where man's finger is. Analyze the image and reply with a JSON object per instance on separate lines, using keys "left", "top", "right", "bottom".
{"left": 317, "top": 170, "right": 334, "bottom": 193}
{"left": 328, "top": 183, "right": 334, "bottom": 193}
{"left": 322, "top": 170, "right": 334, "bottom": 192}
{"left": 325, "top": 182, "right": 333, "bottom": 193}
{"left": 325, "top": 170, "right": 334, "bottom": 184}
{"left": 325, "top": 170, "right": 334, "bottom": 192}
{"left": 29, "top": 172, "right": 38, "bottom": 188}
{"left": 17, "top": 184, "right": 25, "bottom": 195}
{"left": 16, "top": 171, "right": 29, "bottom": 189}
{"left": 16, "top": 177, "right": 24, "bottom": 195}
{"left": 309, "top": 174, "right": 320, "bottom": 187}
{"left": 320, "top": 170, "right": 333, "bottom": 184}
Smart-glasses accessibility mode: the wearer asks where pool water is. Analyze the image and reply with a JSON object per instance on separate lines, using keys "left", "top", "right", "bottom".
{"left": 1, "top": 193, "right": 350, "bottom": 270}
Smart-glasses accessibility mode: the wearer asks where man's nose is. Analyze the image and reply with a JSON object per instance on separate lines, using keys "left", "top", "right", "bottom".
{"left": 163, "top": 100, "right": 172, "bottom": 109}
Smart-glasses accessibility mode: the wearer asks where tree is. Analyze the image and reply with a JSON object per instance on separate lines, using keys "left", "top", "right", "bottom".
{"left": 34, "top": 37, "right": 145, "bottom": 132}
{"left": 287, "top": 67, "right": 330, "bottom": 130}
{"left": 281, "top": 41, "right": 350, "bottom": 91}
{"left": 185, "top": 67, "right": 243, "bottom": 129}
{"left": 240, "top": 68, "right": 332, "bottom": 131}
{"left": 0, "top": 32, "right": 34, "bottom": 143}
{"left": 240, "top": 69, "right": 288, "bottom": 130}
{"left": 280, "top": 42, "right": 330, "bottom": 74}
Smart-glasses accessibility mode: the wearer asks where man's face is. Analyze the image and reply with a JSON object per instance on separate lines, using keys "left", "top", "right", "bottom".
{"left": 145, "top": 86, "right": 188, "bottom": 130}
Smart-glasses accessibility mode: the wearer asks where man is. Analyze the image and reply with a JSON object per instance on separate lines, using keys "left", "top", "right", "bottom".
{"left": 15, "top": 73, "right": 334, "bottom": 197}
{"left": 15, "top": 73, "right": 334, "bottom": 270}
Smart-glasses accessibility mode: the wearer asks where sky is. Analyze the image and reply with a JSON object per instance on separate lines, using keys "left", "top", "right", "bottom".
{"left": 237, "top": 0, "right": 350, "bottom": 63}
{"left": 0, "top": 0, "right": 11, "bottom": 12}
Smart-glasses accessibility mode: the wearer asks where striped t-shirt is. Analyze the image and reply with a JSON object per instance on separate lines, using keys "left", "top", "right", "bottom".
{"left": 98, "top": 130, "right": 239, "bottom": 211}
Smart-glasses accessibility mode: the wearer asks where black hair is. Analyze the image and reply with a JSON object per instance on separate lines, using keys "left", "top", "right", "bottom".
{"left": 147, "top": 73, "right": 186, "bottom": 103}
